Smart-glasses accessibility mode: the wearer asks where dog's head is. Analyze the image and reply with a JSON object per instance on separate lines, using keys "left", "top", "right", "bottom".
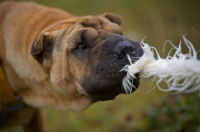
{"left": 31, "top": 13, "right": 143, "bottom": 111}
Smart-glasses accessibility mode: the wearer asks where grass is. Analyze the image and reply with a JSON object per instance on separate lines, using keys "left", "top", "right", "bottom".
{"left": 142, "top": 93, "right": 200, "bottom": 132}
{"left": 0, "top": 0, "right": 200, "bottom": 131}
{"left": 43, "top": 82, "right": 164, "bottom": 132}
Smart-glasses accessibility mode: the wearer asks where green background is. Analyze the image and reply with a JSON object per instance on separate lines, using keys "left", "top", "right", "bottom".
{"left": 0, "top": 0, "right": 200, "bottom": 131}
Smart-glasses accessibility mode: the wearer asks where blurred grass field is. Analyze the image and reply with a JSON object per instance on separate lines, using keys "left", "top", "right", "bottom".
{"left": 0, "top": 0, "right": 200, "bottom": 131}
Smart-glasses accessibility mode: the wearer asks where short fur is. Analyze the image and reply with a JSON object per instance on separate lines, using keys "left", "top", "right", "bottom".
{"left": 0, "top": 1, "right": 143, "bottom": 129}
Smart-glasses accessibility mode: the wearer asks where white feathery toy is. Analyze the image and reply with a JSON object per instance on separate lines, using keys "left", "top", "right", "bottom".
{"left": 121, "top": 35, "right": 200, "bottom": 94}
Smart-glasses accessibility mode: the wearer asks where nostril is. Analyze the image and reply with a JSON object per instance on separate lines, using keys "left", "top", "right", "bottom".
{"left": 130, "top": 47, "right": 134, "bottom": 52}
{"left": 130, "top": 47, "right": 136, "bottom": 54}
{"left": 113, "top": 41, "right": 136, "bottom": 59}
{"left": 114, "top": 51, "right": 125, "bottom": 59}
{"left": 114, "top": 46, "right": 135, "bottom": 59}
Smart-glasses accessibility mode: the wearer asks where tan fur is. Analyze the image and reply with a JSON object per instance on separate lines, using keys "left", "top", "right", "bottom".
{"left": 0, "top": 1, "right": 122, "bottom": 114}
{"left": 0, "top": 1, "right": 91, "bottom": 112}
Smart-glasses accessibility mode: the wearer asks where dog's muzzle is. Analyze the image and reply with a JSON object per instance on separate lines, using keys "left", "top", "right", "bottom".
{"left": 82, "top": 34, "right": 144, "bottom": 102}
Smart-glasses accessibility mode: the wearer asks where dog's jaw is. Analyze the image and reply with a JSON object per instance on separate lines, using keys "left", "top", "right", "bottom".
{"left": 90, "top": 73, "right": 140, "bottom": 102}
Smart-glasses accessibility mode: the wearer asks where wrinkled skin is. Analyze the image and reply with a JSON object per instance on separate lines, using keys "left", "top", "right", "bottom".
{"left": 39, "top": 16, "right": 144, "bottom": 103}
{"left": 0, "top": 2, "right": 143, "bottom": 113}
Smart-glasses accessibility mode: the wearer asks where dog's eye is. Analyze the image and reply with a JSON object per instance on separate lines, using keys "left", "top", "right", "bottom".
{"left": 78, "top": 44, "right": 88, "bottom": 51}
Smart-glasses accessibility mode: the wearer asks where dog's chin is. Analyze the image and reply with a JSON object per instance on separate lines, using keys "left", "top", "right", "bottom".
{"left": 83, "top": 72, "right": 140, "bottom": 102}
{"left": 91, "top": 86, "right": 124, "bottom": 102}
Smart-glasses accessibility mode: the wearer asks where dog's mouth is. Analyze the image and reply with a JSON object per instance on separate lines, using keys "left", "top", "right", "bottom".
{"left": 91, "top": 72, "right": 140, "bottom": 102}
{"left": 82, "top": 60, "right": 140, "bottom": 102}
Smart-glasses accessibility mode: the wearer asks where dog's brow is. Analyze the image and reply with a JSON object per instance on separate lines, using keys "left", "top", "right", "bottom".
{"left": 55, "top": 29, "right": 68, "bottom": 50}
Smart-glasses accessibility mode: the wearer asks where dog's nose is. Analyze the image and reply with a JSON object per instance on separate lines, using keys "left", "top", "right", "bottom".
{"left": 113, "top": 41, "right": 135, "bottom": 59}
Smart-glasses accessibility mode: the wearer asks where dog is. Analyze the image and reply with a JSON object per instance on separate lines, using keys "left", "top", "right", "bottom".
{"left": 0, "top": 1, "right": 143, "bottom": 131}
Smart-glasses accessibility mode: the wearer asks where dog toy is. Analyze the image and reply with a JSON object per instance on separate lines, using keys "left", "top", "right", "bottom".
{"left": 121, "top": 35, "right": 200, "bottom": 94}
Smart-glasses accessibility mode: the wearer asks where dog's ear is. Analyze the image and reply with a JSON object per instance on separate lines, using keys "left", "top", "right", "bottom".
{"left": 101, "top": 13, "right": 121, "bottom": 25}
{"left": 31, "top": 31, "right": 56, "bottom": 65}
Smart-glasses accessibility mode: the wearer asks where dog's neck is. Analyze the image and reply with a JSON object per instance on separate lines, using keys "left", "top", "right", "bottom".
{"left": 0, "top": 67, "right": 17, "bottom": 104}
{"left": 0, "top": 67, "right": 25, "bottom": 124}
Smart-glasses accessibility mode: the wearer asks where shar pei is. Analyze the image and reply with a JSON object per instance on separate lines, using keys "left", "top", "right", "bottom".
{"left": 0, "top": 1, "right": 143, "bottom": 131}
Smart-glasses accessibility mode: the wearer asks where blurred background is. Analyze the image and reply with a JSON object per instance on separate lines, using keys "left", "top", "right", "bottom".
{"left": 0, "top": 0, "right": 200, "bottom": 132}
